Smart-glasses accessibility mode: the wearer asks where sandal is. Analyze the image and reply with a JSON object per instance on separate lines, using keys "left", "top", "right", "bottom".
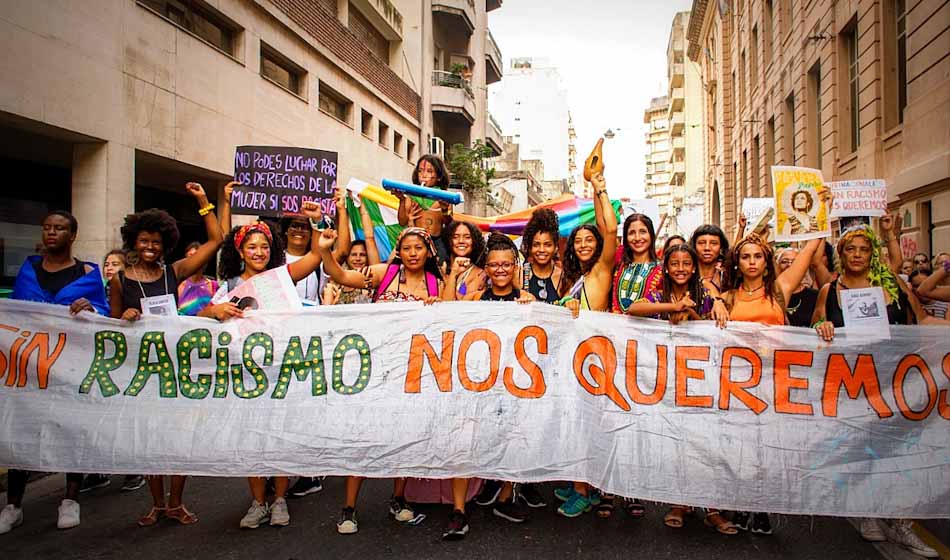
{"left": 595, "top": 495, "right": 615, "bottom": 518}
{"left": 165, "top": 505, "right": 198, "bottom": 525}
{"left": 623, "top": 498, "right": 646, "bottom": 518}
{"left": 704, "top": 511, "right": 738, "bottom": 535}
{"left": 137, "top": 507, "right": 166, "bottom": 527}
{"left": 664, "top": 506, "right": 689, "bottom": 528}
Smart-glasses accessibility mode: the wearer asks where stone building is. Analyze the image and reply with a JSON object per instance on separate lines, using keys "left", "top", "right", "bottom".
{"left": 643, "top": 95, "right": 672, "bottom": 219}
{"left": 0, "top": 0, "right": 504, "bottom": 284}
{"left": 687, "top": 0, "right": 949, "bottom": 255}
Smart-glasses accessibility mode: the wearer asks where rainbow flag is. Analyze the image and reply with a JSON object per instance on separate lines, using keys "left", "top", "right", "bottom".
{"left": 345, "top": 179, "right": 621, "bottom": 260}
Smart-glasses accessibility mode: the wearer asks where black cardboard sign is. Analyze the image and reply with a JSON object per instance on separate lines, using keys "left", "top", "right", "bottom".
{"left": 231, "top": 146, "right": 338, "bottom": 217}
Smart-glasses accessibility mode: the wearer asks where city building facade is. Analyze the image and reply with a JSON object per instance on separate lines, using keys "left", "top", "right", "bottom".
{"left": 489, "top": 57, "right": 571, "bottom": 182}
{"left": 688, "top": 0, "right": 949, "bottom": 255}
{"left": 643, "top": 95, "right": 672, "bottom": 219}
{"left": 0, "top": 0, "right": 504, "bottom": 285}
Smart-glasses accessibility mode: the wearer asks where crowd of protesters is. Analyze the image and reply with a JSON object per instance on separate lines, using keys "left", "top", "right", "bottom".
{"left": 0, "top": 153, "right": 943, "bottom": 558}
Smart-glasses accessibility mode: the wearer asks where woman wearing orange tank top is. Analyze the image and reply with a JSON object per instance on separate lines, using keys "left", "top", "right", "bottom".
{"left": 721, "top": 231, "right": 823, "bottom": 534}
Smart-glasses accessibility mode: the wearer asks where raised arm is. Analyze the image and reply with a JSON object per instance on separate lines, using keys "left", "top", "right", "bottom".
{"left": 733, "top": 214, "right": 747, "bottom": 247}
{"left": 220, "top": 181, "right": 238, "bottom": 235}
{"left": 591, "top": 172, "right": 618, "bottom": 271}
{"left": 286, "top": 201, "right": 325, "bottom": 283}
{"left": 331, "top": 184, "right": 351, "bottom": 263}
{"left": 358, "top": 197, "right": 381, "bottom": 265}
{"left": 879, "top": 214, "right": 903, "bottom": 274}
{"left": 917, "top": 263, "right": 950, "bottom": 302}
{"left": 317, "top": 228, "right": 385, "bottom": 290}
{"left": 776, "top": 237, "right": 822, "bottom": 304}
{"left": 810, "top": 240, "right": 834, "bottom": 289}
{"left": 173, "top": 182, "right": 224, "bottom": 280}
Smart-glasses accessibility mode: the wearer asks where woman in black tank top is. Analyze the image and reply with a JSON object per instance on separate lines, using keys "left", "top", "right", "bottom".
{"left": 519, "top": 208, "right": 563, "bottom": 303}
{"left": 109, "top": 183, "right": 223, "bottom": 529}
{"left": 812, "top": 224, "right": 910, "bottom": 341}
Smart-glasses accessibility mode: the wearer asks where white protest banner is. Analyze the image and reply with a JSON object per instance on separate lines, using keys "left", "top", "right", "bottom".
{"left": 741, "top": 197, "right": 775, "bottom": 233}
{"left": 218, "top": 266, "right": 301, "bottom": 312}
{"left": 0, "top": 300, "right": 947, "bottom": 518}
{"left": 829, "top": 179, "right": 887, "bottom": 218}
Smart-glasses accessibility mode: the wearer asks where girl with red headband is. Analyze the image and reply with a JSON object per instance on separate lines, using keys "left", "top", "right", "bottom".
{"left": 200, "top": 201, "right": 324, "bottom": 530}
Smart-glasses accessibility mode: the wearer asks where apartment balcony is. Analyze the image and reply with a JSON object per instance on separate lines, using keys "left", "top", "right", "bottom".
{"left": 433, "top": 0, "right": 475, "bottom": 36}
{"left": 668, "top": 88, "right": 684, "bottom": 107}
{"left": 350, "top": 0, "right": 403, "bottom": 40}
{"left": 432, "top": 70, "right": 476, "bottom": 123}
{"left": 670, "top": 159, "right": 686, "bottom": 181}
{"left": 486, "top": 112, "right": 504, "bottom": 155}
{"left": 487, "top": 0, "right": 502, "bottom": 11}
{"left": 667, "top": 136, "right": 685, "bottom": 162}
{"left": 670, "top": 110, "right": 685, "bottom": 135}
{"left": 486, "top": 30, "right": 503, "bottom": 85}
{"left": 669, "top": 62, "right": 684, "bottom": 88}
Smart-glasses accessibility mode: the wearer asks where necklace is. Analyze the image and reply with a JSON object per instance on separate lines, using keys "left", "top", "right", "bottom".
{"left": 743, "top": 284, "right": 764, "bottom": 296}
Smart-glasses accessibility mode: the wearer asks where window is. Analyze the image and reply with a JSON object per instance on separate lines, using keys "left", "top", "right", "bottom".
{"left": 361, "top": 109, "right": 373, "bottom": 137}
{"left": 751, "top": 26, "right": 759, "bottom": 91}
{"left": 884, "top": 0, "right": 907, "bottom": 128}
{"left": 752, "top": 135, "right": 761, "bottom": 195}
{"left": 348, "top": 3, "right": 389, "bottom": 63}
{"left": 378, "top": 121, "right": 389, "bottom": 148}
{"left": 260, "top": 42, "right": 306, "bottom": 97}
{"left": 742, "top": 149, "right": 749, "bottom": 197}
{"left": 766, "top": 116, "right": 776, "bottom": 195}
{"left": 732, "top": 71, "right": 738, "bottom": 122}
{"left": 896, "top": 0, "right": 907, "bottom": 123}
{"left": 780, "top": 0, "right": 791, "bottom": 38}
{"left": 393, "top": 131, "right": 403, "bottom": 155}
{"left": 784, "top": 93, "right": 796, "bottom": 164}
{"left": 841, "top": 20, "right": 860, "bottom": 152}
{"left": 318, "top": 83, "right": 352, "bottom": 124}
{"left": 807, "top": 62, "right": 822, "bottom": 168}
{"left": 739, "top": 50, "right": 746, "bottom": 109}
{"left": 406, "top": 140, "right": 416, "bottom": 162}
{"left": 733, "top": 161, "right": 739, "bottom": 207}
{"left": 139, "top": 0, "right": 240, "bottom": 56}
{"left": 764, "top": 0, "right": 773, "bottom": 67}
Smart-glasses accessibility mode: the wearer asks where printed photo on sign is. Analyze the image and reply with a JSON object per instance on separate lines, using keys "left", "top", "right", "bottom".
{"left": 840, "top": 286, "right": 889, "bottom": 334}
{"left": 838, "top": 216, "right": 871, "bottom": 236}
{"left": 771, "top": 165, "right": 831, "bottom": 242}
{"left": 741, "top": 197, "right": 775, "bottom": 234}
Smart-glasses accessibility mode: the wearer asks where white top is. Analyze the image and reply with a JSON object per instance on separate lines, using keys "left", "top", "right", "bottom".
{"left": 285, "top": 252, "right": 321, "bottom": 305}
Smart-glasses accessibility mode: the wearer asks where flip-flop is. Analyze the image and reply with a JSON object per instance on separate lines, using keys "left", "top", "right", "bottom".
{"left": 664, "top": 507, "right": 687, "bottom": 528}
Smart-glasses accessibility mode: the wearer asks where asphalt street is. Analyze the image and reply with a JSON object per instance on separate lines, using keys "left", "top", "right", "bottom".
{"left": 3, "top": 474, "right": 946, "bottom": 559}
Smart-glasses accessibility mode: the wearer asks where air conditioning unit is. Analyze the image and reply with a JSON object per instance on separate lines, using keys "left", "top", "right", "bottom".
{"left": 430, "top": 137, "right": 445, "bottom": 159}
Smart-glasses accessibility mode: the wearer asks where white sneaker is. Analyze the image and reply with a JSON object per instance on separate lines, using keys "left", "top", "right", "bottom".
{"left": 885, "top": 520, "right": 939, "bottom": 558}
{"left": 859, "top": 518, "right": 886, "bottom": 542}
{"left": 269, "top": 498, "right": 290, "bottom": 527}
{"left": 0, "top": 505, "right": 24, "bottom": 534}
{"left": 57, "top": 499, "right": 80, "bottom": 530}
{"left": 239, "top": 501, "right": 269, "bottom": 529}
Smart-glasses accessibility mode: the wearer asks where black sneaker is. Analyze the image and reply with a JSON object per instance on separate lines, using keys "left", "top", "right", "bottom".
{"left": 121, "top": 475, "right": 146, "bottom": 492}
{"left": 750, "top": 512, "right": 772, "bottom": 535}
{"left": 336, "top": 507, "right": 358, "bottom": 534}
{"left": 80, "top": 474, "right": 111, "bottom": 493}
{"left": 492, "top": 499, "right": 528, "bottom": 523}
{"left": 442, "top": 510, "right": 469, "bottom": 541}
{"left": 474, "top": 480, "right": 502, "bottom": 506}
{"left": 732, "top": 511, "right": 751, "bottom": 531}
{"left": 516, "top": 483, "right": 547, "bottom": 508}
{"left": 288, "top": 477, "right": 323, "bottom": 498}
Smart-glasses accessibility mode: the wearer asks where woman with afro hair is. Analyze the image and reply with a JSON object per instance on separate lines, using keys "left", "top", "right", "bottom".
{"left": 110, "top": 182, "right": 223, "bottom": 529}
{"left": 519, "top": 208, "right": 563, "bottom": 304}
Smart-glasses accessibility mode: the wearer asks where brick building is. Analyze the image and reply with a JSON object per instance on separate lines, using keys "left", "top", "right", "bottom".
{"left": 687, "top": 0, "right": 949, "bottom": 255}
{"left": 0, "top": 0, "right": 504, "bottom": 284}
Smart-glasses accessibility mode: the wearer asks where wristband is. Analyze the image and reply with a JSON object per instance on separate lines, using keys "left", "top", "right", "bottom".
{"left": 198, "top": 203, "right": 215, "bottom": 216}
{"left": 556, "top": 296, "right": 573, "bottom": 307}
{"left": 811, "top": 319, "right": 825, "bottom": 329}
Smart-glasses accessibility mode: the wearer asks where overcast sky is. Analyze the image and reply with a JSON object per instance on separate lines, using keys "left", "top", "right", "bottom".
{"left": 488, "top": 0, "right": 694, "bottom": 199}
